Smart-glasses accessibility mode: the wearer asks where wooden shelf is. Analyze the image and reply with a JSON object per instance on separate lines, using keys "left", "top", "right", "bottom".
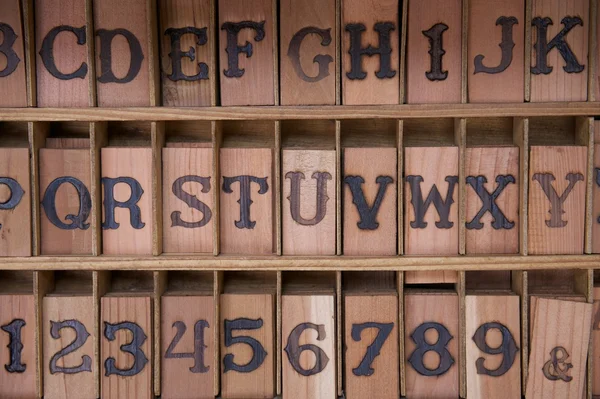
{"left": 0, "top": 102, "right": 599, "bottom": 122}
{"left": 1, "top": 254, "right": 598, "bottom": 271}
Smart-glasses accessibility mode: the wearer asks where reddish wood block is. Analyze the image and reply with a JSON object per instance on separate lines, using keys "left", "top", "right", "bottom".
{"left": 0, "top": 0, "right": 28, "bottom": 107}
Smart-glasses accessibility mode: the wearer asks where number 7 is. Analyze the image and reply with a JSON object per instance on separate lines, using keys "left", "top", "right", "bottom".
{"left": 351, "top": 322, "right": 394, "bottom": 376}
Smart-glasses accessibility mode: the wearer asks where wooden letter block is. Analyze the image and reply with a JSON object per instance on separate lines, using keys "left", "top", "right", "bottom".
{"left": 220, "top": 293, "right": 275, "bottom": 399}
{"left": 40, "top": 148, "right": 92, "bottom": 255}
{"left": 0, "top": 148, "right": 31, "bottom": 256}
{"left": 101, "top": 148, "right": 153, "bottom": 255}
{"left": 465, "top": 147, "right": 519, "bottom": 254}
{"left": 404, "top": 292, "right": 459, "bottom": 399}
{"left": 94, "top": 0, "right": 151, "bottom": 107}
{"left": 160, "top": 0, "right": 213, "bottom": 107}
{"left": 220, "top": 148, "right": 274, "bottom": 255}
{"left": 163, "top": 147, "right": 214, "bottom": 253}
{"left": 342, "top": 0, "right": 399, "bottom": 105}
{"left": 343, "top": 148, "right": 396, "bottom": 255}
{"left": 0, "top": 0, "right": 28, "bottom": 107}
{"left": 465, "top": 295, "right": 521, "bottom": 399}
{"left": 161, "top": 295, "right": 215, "bottom": 399}
{"left": 280, "top": 0, "right": 336, "bottom": 105}
{"left": 43, "top": 295, "right": 95, "bottom": 399}
{"left": 526, "top": 297, "right": 592, "bottom": 399}
{"left": 406, "top": 0, "right": 462, "bottom": 104}
{"left": 218, "top": 0, "right": 275, "bottom": 106}
{"left": 593, "top": 287, "right": 600, "bottom": 397}
{"left": 530, "top": 0, "right": 589, "bottom": 102}
{"left": 283, "top": 150, "right": 336, "bottom": 255}
{"left": 282, "top": 294, "right": 336, "bottom": 399}
{"left": 405, "top": 147, "right": 458, "bottom": 283}
{"left": 344, "top": 294, "right": 399, "bottom": 399}
{"left": 467, "top": 0, "right": 525, "bottom": 103}
{"left": 35, "top": 0, "right": 91, "bottom": 107}
{"left": 101, "top": 296, "right": 152, "bottom": 399}
{"left": 528, "top": 146, "right": 586, "bottom": 254}
{"left": 0, "top": 294, "right": 36, "bottom": 398}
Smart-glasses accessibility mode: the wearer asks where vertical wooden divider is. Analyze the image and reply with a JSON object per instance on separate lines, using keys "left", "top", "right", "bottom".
{"left": 154, "top": 271, "right": 167, "bottom": 397}
{"left": 23, "top": 0, "right": 36, "bottom": 106}
{"left": 398, "top": 272, "right": 406, "bottom": 397}
{"left": 90, "top": 122, "right": 108, "bottom": 256}
{"left": 275, "top": 122, "right": 282, "bottom": 255}
{"left": 93, "top": 271, "right": 110, "bottom": 399}
{"left": 336, "top": 121, "right": 342, "bottom": 255}
{"left": 34, "top": 271, "right": 54, "bottom": 398}
{"left": 276, "top": 271, "right": 282, "bottom": 396}
{"left": 461, "top": 0, "right": 468, "bottom": 103}
{"left": 457, "top": 117, "right": 467, "bottom": 398}
{"left": 152, "top": 122, "right": 165, "bottom": 256}
{"left": 399, "top": 0, "right": 408, "bottom": 103}
{"left": 148, "top": 0, "right": 160, "bottom": 106}
{"left": 458, "top": 271, "right": 466, "bottom": 398}
{"left": 335, "top": 0, "right": 341, "bottom": 105}
{"left": 212, "top": 121, "right": 222, "bottom": 255}
{"left": 524, "top": 0, "right": 532, "bottom": 102}
{"left": 272, "top": 0, "right": 279, "bottom": 106}
{"left": 398, "top": 120, "right": 404, "bottom": 254}
{"left": 29, "top": 122, "right": 49, "bottom": 256}
{"left": 336, "top": 270, "right": 342, "bottom": 397}
{"left": 511, "top": 269, "right": 528, "bottom": 394}
{"left": 578, "top": 117, "right": 595, "bottom": 254}
{"left": 589, "top": 0, "right": 597, "bottom": 101}
{"left": 456, "top": 119, "right": 467, "bottom": 256}
{"left": 85, "top": 0, "right": 97, "bottom": 106}
{"left": 213, "top": 271, "right": 221, "bottom": 396}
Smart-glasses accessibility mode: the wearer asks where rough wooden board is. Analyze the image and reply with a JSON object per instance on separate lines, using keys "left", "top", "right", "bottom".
{"left": 465, "top": 294, "right": 521, "bottom": 399}
{"left": 344, "top": 294, "right": 399, "bottom": 399}
{"left": 280, "top": 0, "right": 336, "bottom": 105}
{"left": 467, "top": 0, "right": 525, "bottom": 103}
{"left": 0, "top": 148, "right": 31, "bottom": 256}
{"left": 218, "top": 0, "right": 275, "bottom": 106}
{"left": 35, "top": 0, "right": 91, "bottom": 107}
{"left": 406, "top": 0, "right": 462, "bottom": 104}
{"left": 220, "top": 148, "right": 274, "bottom": 255}
{"left": 0, "top": 0, "right": 28, "bottom": 107}
{"left": 528, "top": 146, "right": 587, "bottom": 254}
{"left": 343, "top": 147, "right": 397, "bottom": 255}
{"left": 220, "top": 293, "right": 275, "bottom": 399}
{"left": 341, "top": 0, "right": 400, "bottom": 105}
{"left": 465, "top": 147, "right": 519, "bottom": 254}
{"left": 100, "top": 295, "right": 153, "bottom": 399}
{"left": 43, "top": 295, "right": 95, "bottom": 399}
{"left": 101, "top": 147, "right": 153, "bottom": 255}
{"left": 162, "top": 147, "right": 214, "bottom": 253}
{"left": 282, "top": 294, "right": 336, "bottom": 399}
{"left": 161, "top": 295, "right": 215, "bottom": 399}
{"left": 39, "top": 149, "right": 93, "bottom": 255}
{"left": 283, "top": 150, "right": 336, "bottom": 255}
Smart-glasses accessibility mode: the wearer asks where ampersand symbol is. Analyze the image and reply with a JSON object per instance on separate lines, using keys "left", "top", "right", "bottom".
{"left": 542, "top": 346, "right": 573, "bottom": 382}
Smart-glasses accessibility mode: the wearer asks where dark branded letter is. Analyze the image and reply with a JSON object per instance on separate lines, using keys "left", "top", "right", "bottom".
{"left": 422, "top": 23, "right": 449, "bottom": 81}
{"left": 1, "top": 319, "right": 26, "bottom": 373}
{"left": 287, "top": 27, "right": 333, "bottom": 82}
{"left": 222, "top": 175, "right": 269, "bottom": 229}
{"left": 284, "top": 323, "right": 329, "bottom": 376}
{"left": 344, "top": 175, "right": 393, "bottom": 230}
{"left": 41, "top": 176, "right": 91, "bottom": 230}
{"left": 0, "top": 23, "right": 20, "bottom": 77}
{"left": 165, "top": 320, "right": 210, "bottom": 373}
{"left": 101, "top": 177, "right": 145, "bottom": 230}
{"left": 40, "top": 26, "right": 88, "bottom": 80}
{"left": 0, "top": 177, "right": 25, "bottom": 230}
{"left": 531, "top": 16, "right": 584, "bottom": 75}
{"left": 96, "top": 29, "right": 144, "bottom": 84}
{"left": 351, "top": 322, "right": 394, "bottom": 376}
{"left": 532, "top": 172, "right": 584, "bottom": 228}
{"left": 466, "top": 175, "right": 515, "bottom": 230}
{"left": 223, "top": 318, "right": 267, "bottom": 373}
{"left": 472, "top": 322, "right": 519, "bottom": 377}
{"left": 407, "top": 175, "right": 458, "bottom": 229}
{"left": 171, "top": 175, "right": 212, "bottom": 228}
{"left": 408, "top": 322, "right": 454, "bottom": 376}
{"left": 286, "top": 171, "right": 331, "bottom": 226}
{"left": 345, "top": 22, "right": 396, "bottom": 80}
{"left": 164, "top": 27, "right": 208, "bottom": 81}
{"left": 221, "top": 21, "right": 265, "bottom": 78}
{"left": 474, "top": 16, "right": 518, "bottom": 74}
{"left": 49, "top": 320, "right": 92, "bottom": 374}
{"left": 104, "top": 321, "right": 148, "bottom": 377}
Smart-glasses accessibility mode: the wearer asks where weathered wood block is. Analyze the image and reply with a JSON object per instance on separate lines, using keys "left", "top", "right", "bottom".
{"left": 344, "top": 294, "right": 399, "bottom": 399}
{"left": 526, "top": 297, "right": 591, "bottom": 399}
{"left": 405, "top": 146, "right": 458, "bottom": 283}
{"left": 530, "top": 0, "right": 589, "bottom": 102}
{"left": 0, "top": 148, "right": 31, "bottom": 256}
{"left": 161, "top": 295, "right": 215, "bottom": 399}
{"left": 465, "top": 294, "right": 521, "bottom": 399}
{"left": 40, "top": 148, "right": 93, "bottom": 255}
{"left": 218, "top": 0, "right": 275, "bottom": 106}
{"left": 220, "top": 292, "right": 275, "bottom": 399}
{"left": 43, "top": 295, "right": 95, "bottom": 399}
{"left": 163, "top": 147, "right": 214, "bottom": 253}
{"left": 406, "top": 0, "right": 462, "bottom": 104}
{"left": 101, "top": 295, "right": 153, "bottom": 399}
{"left": 343, "top": 148, "right": 396, "bottom": 255}
{"left": 220, "top": 148, "right": 274, "bottom": 255}
{"left": 101, "top": 147, "right": 153, "bottom": 255}
{"left": 342, "top": 0, "right": 399, "bottom": 105}
{"left": 35, "top": 0, "right": 91, "bottom": 107}
{"left": 0, "top": 0, "right": 28, "bottom": 107}
{"left": 528, "top": 146, "right": 586, "bottom": 254}
{"left": 94, "top": 0, "right": 152, "bottom": 107}
{"left": 280, "top": 0, "right": 336, "bottom": 105}
{"left": 0, "top": 294, "right": 36, "bottom": 398}
{"left": 404, "top": 292, "right": 459, "bottom": 398}
{"left": 283, "top": 149, "right": 336, "bottom": 255}
{"left": 593, "top": 286, "right": 600, "bottom": 397}
{"left": 467, "top": 0, "right": 524, "bottom": 103}
{"left": 465, "top": 147, "right": 519, "bottom": 254}
{"left": 282, "top": 294, "right": 336, "bottom": 399}
{"left": 159, "top": 0, "right": 213, "bottom": 107}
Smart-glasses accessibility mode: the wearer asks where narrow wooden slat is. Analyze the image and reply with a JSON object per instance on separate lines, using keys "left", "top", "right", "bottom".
{"left": 524, "top": 0, "right": 532, "bottom": 102}
{"left": 213, "top": 271, "right": 221, "bottom": 396}
{"left": 456, "top": 118, "right": 467, "bottom": 255}
{"left": 23, "top": 0, "right": 36, "bottom": 106}
{"left": 85, "top": 0, "right": 96, "bottom": 106}
{"left": 275, "top": 121, "right": 282, "bottom": 255}
{"left": 335, "top": 0, "right": 341, "bottom": 105}
{"left": 589, "top": 0, "right": 597, "bottom": 101}
{"left": 511, "top": 270, "right": 528, "bottom": 394}
{"left": 34, "top": 271, "right": 54, "bottom": 398}
{"left": 152, "top": 122, "right": 165, "bottom": 255}
{"left": 209, "top": 0, "right": 217, "bottom": 106}
{"left": 272, "top": 0, "right": 279, "bottom": 106}
{"left": 458, "top": 271, "right": 466, "bottom": 398}
{"left": 514, "top": 118, "right": 529, "bottom": 255}
{"left": 90, "top": 122, "right": 108, "bottom": 256}
{"left": 336, "top": 270, "right": 342, "bottom": 397}
{"left": 398, "top": 272, "right": 406, "bottom": 397}
{"left": 29, "top": 122, "right": 49, "bottom": 256}
{"left": 586, "top": 268, "right": 594, "bottom": 399}
{"left": 399, "top": 0, "right": 408, "bottom": 103}
{"left": 147, "top": 0, "right": 160, "bottom": 106}
{"left": 461, "top": 0, "right": 468, "bottom": 103}
{"left": 398, "top": 120, "right": 404, "bottom": 254}
{"left": 153, "top": 271, "right": 167, "bottom": 397}
{"left": 93, "top": 271, "right": 110, "bottom": 399}
{"left": 212, "top": 121, "right": 221, "bottom": 255}
{"left": 578, "top": 117, "right": 595, "bottom": 254}
{"left": 336, "top": 120, "right": 342, "bottom": 255}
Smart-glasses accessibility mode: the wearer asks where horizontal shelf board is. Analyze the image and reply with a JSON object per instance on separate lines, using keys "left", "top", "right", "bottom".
{"left": 0, "top": 103, "right": 599, "bottom": 121}
{"left": 0, "top": 255, "right": 598, "bottom": 271}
